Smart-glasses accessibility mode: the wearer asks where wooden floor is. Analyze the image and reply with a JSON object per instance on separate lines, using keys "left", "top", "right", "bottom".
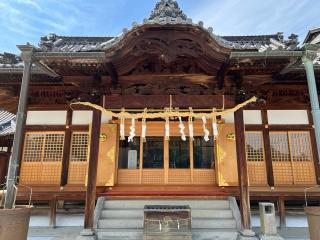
{"left": 7, "top": 184, "right": 320, "bottom": 202}
{"left": 100, "top": 185, "right": 230, "bottom": 199}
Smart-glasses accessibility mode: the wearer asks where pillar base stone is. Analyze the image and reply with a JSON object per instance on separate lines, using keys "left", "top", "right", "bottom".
{"left": 76, "top": 229, "right": 97, "bottom": 240}
{"left": 238, "top": 229, "right": 259, "bottom": 240}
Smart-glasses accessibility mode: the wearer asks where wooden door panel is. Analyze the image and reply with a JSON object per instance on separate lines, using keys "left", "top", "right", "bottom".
{"left": 96, "top": 124, "right": 118, "bottom": 186}
{"left": 216, "top": 124, "right": 238, "bottom": 186}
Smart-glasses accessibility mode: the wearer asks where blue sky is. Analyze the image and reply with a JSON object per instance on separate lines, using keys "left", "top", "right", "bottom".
{"left": 0, "top": 0, "right": 319, "bottom": 53}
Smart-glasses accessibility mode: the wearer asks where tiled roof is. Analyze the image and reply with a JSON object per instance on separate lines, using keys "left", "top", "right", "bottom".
{"left": 40, "top": 34, "right": 113, "bottom": 52}
{"left": 0, "top": 110, "right": 15, "bottom": 136}
{"left": 37, "top": 0, "right": 300, "bottom": 53}
{"left": 0, "top": 53, "right": 23, "bottom": 68}
{"left": 38, "top": 31, "right": 299, "bottom": 53}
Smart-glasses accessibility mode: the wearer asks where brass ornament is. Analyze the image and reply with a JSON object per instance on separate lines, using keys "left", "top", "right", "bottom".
{"left": 100, "top": 133, "right": 107, "bottom": 142}
{"left": 226, "top": 133, "right": 236, "bottom": 141}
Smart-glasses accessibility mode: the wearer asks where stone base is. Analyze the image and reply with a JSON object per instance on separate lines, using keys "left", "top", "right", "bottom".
{"left": 238, "top": 229, "right": 259, "bottom": 240}
{"left": 76, "top": 236, "right": 96, "bottom": 240}
{"left": 76, "top": 229, "right": 97, "bottom": 240}
{"left": 259, "top": 234, "right": 284, "bottom": 240}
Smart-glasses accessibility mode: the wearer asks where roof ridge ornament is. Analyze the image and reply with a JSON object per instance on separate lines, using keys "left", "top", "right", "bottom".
{"left": 149, "top": 0, "right": 187, "bottom": 21}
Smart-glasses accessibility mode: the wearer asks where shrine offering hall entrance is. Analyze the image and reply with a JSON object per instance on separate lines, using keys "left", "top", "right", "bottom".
{"left": 98, "top": 121, "right": 239, "bottom": 187}
{"left": 118, "top": 134, "right": 216, "bottom": 185}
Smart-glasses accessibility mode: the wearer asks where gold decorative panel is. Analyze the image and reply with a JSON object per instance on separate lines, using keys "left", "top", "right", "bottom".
{"left": 216, "top": 124, "right": 238, "bottom": 186}
{"left": 245, "top": 131, "right": 267, "bottom": 185}
{"left": 68, "top": 132, "right": 89, "bottom": 184}
{"left": 97, "top": 124, "right": 118, "bottom": 186}
{"left": 20, "top": 132, "right": 64, "bottom": 185}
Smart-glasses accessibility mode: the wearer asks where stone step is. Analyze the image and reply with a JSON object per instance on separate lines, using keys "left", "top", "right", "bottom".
{"left": 103, "top": 199, "right": 230, "bottom": 210}
{"left": 100, "top": 208, "right": 234, "bottom": 219}
{"left": 98, "top": 218, "right": 143, "bottom": 229}
{"left": 96, "top": 228, "right": 239, "bottom": 240}
{"left": 98, "top": 217, "right": 236, "bottom": 230}
{"left": 96, "top": 229, "right": 142, "bottom": 240}
{"left": 192, "top": 218, "right": 237, "bottom": 229}
{"left": 192, "top": 209, "right": 234, "bottom": 219}
{"left": 100, "top": 209, "right": 142, "bottom": 219}
{"left": 192, "top": 229, "right": 239, "bottom": 240}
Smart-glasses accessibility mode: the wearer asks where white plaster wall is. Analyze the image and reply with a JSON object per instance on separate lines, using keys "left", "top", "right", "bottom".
{"left": 101, "top": 113, "right": 112, "bottom": 124}
{"left": 26, "top": 111, "right": 67, "bottom": 125}
{"left": 222, "top": 112, "right": 234, "bottom": 123}
{"left": 244, "top": 110, "right": 262, "bottom": 124}
{"left": 72, "top": 111, "right": 93, "bottom": 125}
{"left": 267, "top": 110, "right": 309, "bottom": 125}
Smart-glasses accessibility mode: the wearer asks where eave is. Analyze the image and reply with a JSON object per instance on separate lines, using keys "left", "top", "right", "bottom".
{"left": 230, "top": 51, "right": 303, "bottom": 59}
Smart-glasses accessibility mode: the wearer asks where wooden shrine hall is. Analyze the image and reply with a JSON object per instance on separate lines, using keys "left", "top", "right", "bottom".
{"left": 1, "top": 0, "right": 320, "bottom": 237}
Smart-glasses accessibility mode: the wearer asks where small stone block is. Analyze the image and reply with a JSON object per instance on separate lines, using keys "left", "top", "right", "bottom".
{"left": 80, "top": 229, "right": 95, "bottom": 236}
{"left": 76, "top": 236, "right": 97, "bottom": 240}
{"left": 240, "top": 229, "right": 256, "bottom": 237}
{"left": 259, "top": 234, "right": 284, "bottom": 240}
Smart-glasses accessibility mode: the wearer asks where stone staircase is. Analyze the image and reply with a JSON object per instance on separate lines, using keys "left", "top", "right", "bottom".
{"left": 93, "top": 197, "right": 241, "bottom": 240}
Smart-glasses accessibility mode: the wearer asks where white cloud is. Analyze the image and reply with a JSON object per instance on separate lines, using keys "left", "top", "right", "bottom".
{"left": 13, "top": 0, "right": 43, "bottom": 12}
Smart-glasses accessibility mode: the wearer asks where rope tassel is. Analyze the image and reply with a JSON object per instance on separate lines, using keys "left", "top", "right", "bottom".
{"left": 202, "top": 116, "right": 210, "bottom": 142}
{"left": 120, "top": 108, "right": 125, "bottom": 140}
{"left": 188, "top": 108, "right": 194, "bottom": 141}
{"left": 212, "top": 109, "right": 218, "bottom": 140}
{"left": 128, "top": 118, "right": 135, "bottom": 142}
{"left": 178, "top": 117, "right": 186, "bottom": 141}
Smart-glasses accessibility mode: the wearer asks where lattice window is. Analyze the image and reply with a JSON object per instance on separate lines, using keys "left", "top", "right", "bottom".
{"left": 43, "top": 134, "right": 64, "bottom": 162}
{"left": 270, "top": 131, "right": 316, "bottom": 185}
{"left": 245, "top": 131, "right": 267, "bottom": 185}
{"left": 270, "top": 132, "right": 291, "bottom": 162}
{"left": 70, "top": 132, "right": 89, "bottom": 162}
{"left": 23, "top": 133, "right": 45, "bottom": 162}
{"left": 288, "top": 132, "right": 313, "bottom": 162}
{"left": 23, "top": 132, "right": 64, "bottom": 162}
{"left": 20, "top": 132, "right": 64, "bottom": 185}
{"left": 245, "top": 132, "right": 265, "bottom": 162}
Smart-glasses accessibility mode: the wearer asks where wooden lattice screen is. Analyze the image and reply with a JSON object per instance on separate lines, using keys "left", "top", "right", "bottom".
{"left": 20, "top": 132, "right": 64, "bottom": 185}
{"left": 270, "top": 131, "right": 316, "bottom": 185}
{"left": 68, "top": 132, "right": 89, "bottom": 184}
{"left": 245, "top": 131, "right": 267, "bottom": 185}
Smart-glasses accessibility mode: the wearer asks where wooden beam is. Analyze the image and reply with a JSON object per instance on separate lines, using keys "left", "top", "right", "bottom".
{"left": 24, "top": 125, "right": 89, "bottom": 131}
{"left": 278, "top": 196, "right": 286, "bottom": 228}
{"left": 217, "top": 63, "right": 229, "bottom": 89}
{"left": 84, "top": 109, "right": 102, "bottom": 229}
{"left": 105, "top": 62, "right": 118, "bottom": 88}
{"left": 262, "top": 108, "right": 275, "bottom": 187}
{"left": 60, "top": 109, "right": 73, "bottom": 186}
{"left": 234, "top": 108, "right": 251, "bottom": 229}
{"left": 105, "top": 95, "right": 235, "bottom": 109}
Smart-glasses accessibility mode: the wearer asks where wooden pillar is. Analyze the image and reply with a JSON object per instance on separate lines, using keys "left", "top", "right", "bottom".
{"left": 234, "top": 108, "right": 251, "bottom": 229}
{"left": 60, "top": 109, "right": 73, "bottom": 186}
{"left": 262, "top": 108, "right": 275, "bottom": 186}
{"left": 278, "top": 196, "right": 286, "bottom": 228}
{"left": 49, "top": 197, "right": 57, "bottom": 228}
{"left": 303, "top": 50, "right": 320, "bottom": 163}
{"left": 84, "top": 109, "right": 102, "bottom": 229}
